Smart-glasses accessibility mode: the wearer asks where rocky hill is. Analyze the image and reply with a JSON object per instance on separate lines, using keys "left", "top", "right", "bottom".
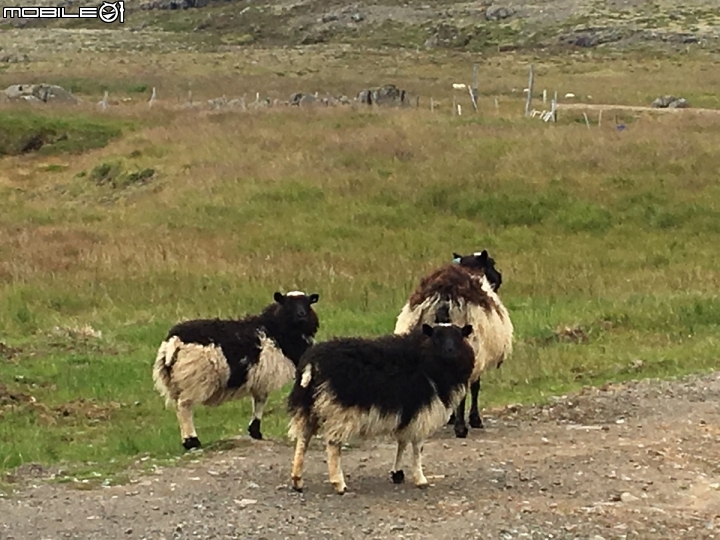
{"left": 2, "top": 0, "right": 720, "bottom": 53}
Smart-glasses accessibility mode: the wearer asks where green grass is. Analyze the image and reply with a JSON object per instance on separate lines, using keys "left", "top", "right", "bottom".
{"left": 0, "top": 110, "right": 130, "bottom": 157}
{"left": 47, "top": 77, "right": 151, "bottom": 96}
{"left": 1, "top": 45, "right": 720, "bottom": 485}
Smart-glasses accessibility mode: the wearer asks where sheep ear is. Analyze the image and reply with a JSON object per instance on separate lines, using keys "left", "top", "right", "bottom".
{"left": 309, "top": 293, "right": 319, "bottom": 304}
{"left": 422, "top": 324, "right": 434, "bottom": 337}
{"left": 477, "top": 250, "right": 489, "bottom": 262}
{"left": 452, "top": 252, "right": 462, "bottom": 264}
{"left": 274, "top": 292, "right": 285, "bottom": 304}
{"left": 461, "top": 325, "right": 473, "bottom": 338}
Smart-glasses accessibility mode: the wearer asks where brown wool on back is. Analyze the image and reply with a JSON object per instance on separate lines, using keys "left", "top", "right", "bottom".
{"left": 408, "top": 264, "right": 499, "bottom": 315}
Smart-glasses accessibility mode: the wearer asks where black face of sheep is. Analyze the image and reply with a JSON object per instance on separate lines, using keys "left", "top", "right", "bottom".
{"left": 452, "top": 250, "right": 503, "bottom": 291}
{"left": 421, "top": 323, "right": 473, "bottom": 360}
{"left": 274, "top": 291, "right": 319, "bottom": 325}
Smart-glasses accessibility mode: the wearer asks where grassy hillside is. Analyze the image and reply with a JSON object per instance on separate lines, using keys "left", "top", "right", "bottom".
{"left": 1, "top": 45, "right": 720, "bottom": 486}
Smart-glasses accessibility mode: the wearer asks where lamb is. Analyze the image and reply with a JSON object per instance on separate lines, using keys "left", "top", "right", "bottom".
{"left": 287, "top": 320, "right": 475, "bottom": 495}
{"left": 394, "top": 249, "right": 513, "bottom": 439}
{"left": 152, "top": 290, "right": 320, "bottom": 450}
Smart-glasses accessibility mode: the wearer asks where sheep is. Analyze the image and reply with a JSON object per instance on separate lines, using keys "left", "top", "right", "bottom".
{"left": 152, "top": 290, "right": 320, "bottom": 450}
{"left": 287, "top": 320, "right": 475, "bottom": 495}
{"left": 393, "top": 249, "right": 513, "bottom": 439}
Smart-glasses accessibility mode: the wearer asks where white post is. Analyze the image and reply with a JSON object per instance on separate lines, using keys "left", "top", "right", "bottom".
{"left": 471, "top": 64, "right": 479, "bottom": 112}
{"left": 494, "top": 97, "right": 499, "bottom": 114}
{"left": 543, "top": 89, "right": 547, "bottom": 104}
{"left": 468, "top": 85, "right": 478, "bottom": 112}
{"left": 148, "top": 87, "right": 156, "bottom": 108}
{"left": 430, "top": 98, "right": 434, "bottom": 112}
{"left": 524, "top": 64, "right": 534, "bottom": 117}
{"left": 583, "top": 112, "right": 591, "bottom": 128}
{"left": 598, "top": 109, "right": 603, "bottom": 127}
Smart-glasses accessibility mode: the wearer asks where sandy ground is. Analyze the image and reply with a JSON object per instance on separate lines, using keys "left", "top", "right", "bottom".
{"left": 2, "top": 372, "right": 720, "bottom": 540}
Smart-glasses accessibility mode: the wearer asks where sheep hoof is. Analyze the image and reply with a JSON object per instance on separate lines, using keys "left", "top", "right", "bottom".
{"left": 454, "top": 424, "right": 469, "bottom": 439}
{"left": 182, "top": 437, "right": 201, "bottom": 450}
{"left": 291, "top": 477, "right": 304, "bottom": 492}
{"left": 248, "top": 419, "right": 262, "bottom": 440}
{"left": 331, "top": 482, "right": 347, "bottom": 495}
{"left": 469, "top": 414, "right": 484, "bottom": 429}
{"left": 391, "top": 470, "right": 405, "bottom": 484}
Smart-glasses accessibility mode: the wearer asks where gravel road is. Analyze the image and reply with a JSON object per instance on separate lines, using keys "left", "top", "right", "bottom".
{"left": 2, "top": 372, "right": 720, "bottom": 540}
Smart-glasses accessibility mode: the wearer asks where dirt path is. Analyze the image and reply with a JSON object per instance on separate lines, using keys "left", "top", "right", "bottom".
{"left": 2, "top": 372, "right": 720, "bottom": 540}
{"left": 557, "top": 102, "right": 720, "bottom": 115}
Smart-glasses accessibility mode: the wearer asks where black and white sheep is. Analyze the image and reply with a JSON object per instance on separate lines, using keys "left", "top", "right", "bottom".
{"left": 287, "top": 321, "right": 475, "bottom": 494}
{"left": 394, "top": 249, "right": 513, "bottom": 438}
{"left": 153, "top": 291, "right": 320, "bottom": 450}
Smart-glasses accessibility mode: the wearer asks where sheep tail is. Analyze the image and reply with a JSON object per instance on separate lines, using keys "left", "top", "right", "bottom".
{"left": 152, "top": 335, "right": 182, "bottom": 408}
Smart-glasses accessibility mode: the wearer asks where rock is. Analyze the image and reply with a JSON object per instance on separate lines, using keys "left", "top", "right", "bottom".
{"left": 299, "top": 94, "right": 317, "bottom": 106}
{"left": 651, "top": 95, "right": 677, "bottom": 108}
{"left": 650, "top": 95, "right": 690, "bottom": 108}
{"left": 357, "top": 84, "right": 410, "bottom": 107}
{"left": 668, "top": 98, "right": 689, "bottom": 109}
{"left": 4, "top": 83, "right": 78, "bottom": 104}
{"left": 140, "top": 0, "right": 208, "bottom": 10}
{"left": 620, "top": 492, "right": 639, "bottom": 503}
{"left": 290, "top": 92, "right": 318, "bottom": 106}
{"left": 424, "top": 34, "right": 439, "bottom": 50}
{"left": 485, "top": 6, "right": 515, "bottom": 22}
{"left": 560, "top": 28, "right": 625, "bottom": 48}
{"left": 0, "top": 53, "right": 29, "bottom": 64}
{"left": 321, "top": 13, "right": 339, "bottom": 23}
{"left": 350, "top": 13, "right": 365, "bottom": 23}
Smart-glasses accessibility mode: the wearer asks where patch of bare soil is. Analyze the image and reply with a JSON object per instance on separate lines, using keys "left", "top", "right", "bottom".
{"left": 0, "top": 381, "right": 121, "bottom": 426}
{"left": 0, "top": 342, "right": 22, "bottom": 362}
{"left": 2, "top": 372, "right": 720, "bottom": 539}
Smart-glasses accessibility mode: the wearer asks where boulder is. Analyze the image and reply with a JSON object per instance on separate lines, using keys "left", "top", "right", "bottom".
{"left": 650, "top": 95, "right": 690, "bottom": 108}
{"left": 485, "top": 6, "right": 515, "bottom": 22}
{"left": 4, "top": 83, "right": 78, "bottom": 103}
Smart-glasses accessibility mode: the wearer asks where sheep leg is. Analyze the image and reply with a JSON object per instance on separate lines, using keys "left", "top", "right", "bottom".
{"left": 411, "top": 440, "right": 429, "bottom": 488}
{"left": 290, "top": 420, "right": 314, "bottom": 492}
{"left": 326, "top": 440, "right": 347, "bottom": 495}
{"left": 468, "top": 379, "right": 484, "bottom": 429}
{"left": 447, "top": 411, "right": 456, "bottom": 425}
{"left": 176, "top": 399, "right": 201, "bottom": 450}
{"left": 248, "top": 393, "right": 267, "bottom": 440}
{"left": 390, "top": 439, "right": 408, "bottom": 484}
{"left": 453, "top": 392, "right": 469, "bottom": 438}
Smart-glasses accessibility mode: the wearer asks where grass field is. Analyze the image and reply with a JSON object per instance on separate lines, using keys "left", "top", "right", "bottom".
{"left": 1, "top": 44, "right": 720, "bottom": 487}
